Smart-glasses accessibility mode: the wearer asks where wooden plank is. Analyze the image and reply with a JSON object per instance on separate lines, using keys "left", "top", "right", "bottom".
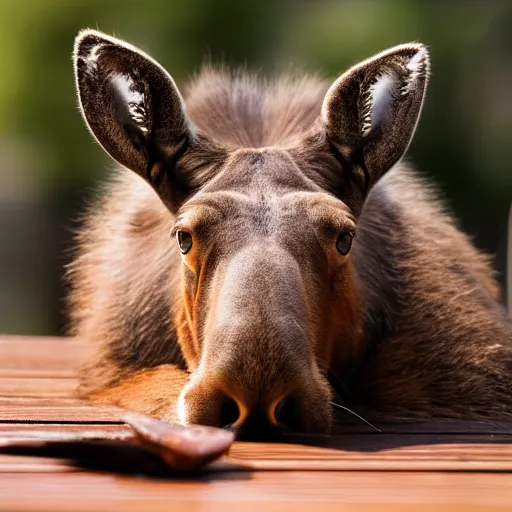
{"left": 224, "top": 439, "right": 512, "bottom": 471}
{"left": 0, "top": 334, "right": 511, "bottom": 512}
{"left": 0, "top": 377, "right": 78, "bottom": 397}
{"left": 3, "top": 450, "right": 512, "bottom": 473}
{"left": 0, "top": 369, "right": 76, "bottom": 378}
{"left": 0, "top": 471, "right": 511, "bottom": 511}
{"left": 3, "top": 434, "right": 512, "bottom": 473}
{"left": 0, "top": 397, "right": 85, "bottom": 406}
{"left": 0, "top": 404, "right": 124, "bottom": 423}
{"left": 0, "top": 423, "right": 132, "bottom": 440}
{"left": 231, "top": 440, "right": 512, "bottom": 459}
{"left": 0, "top": 336, "right": 89, "bottom": 372}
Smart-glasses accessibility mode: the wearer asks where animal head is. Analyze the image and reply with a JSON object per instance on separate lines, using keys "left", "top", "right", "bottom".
{"left": 73, "top": 30, "right": 429, "bottom": 437}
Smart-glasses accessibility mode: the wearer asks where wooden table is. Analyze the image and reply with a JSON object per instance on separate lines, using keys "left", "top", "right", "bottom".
{"left": 1, "top": 335, "right": 512, "bottom": 511}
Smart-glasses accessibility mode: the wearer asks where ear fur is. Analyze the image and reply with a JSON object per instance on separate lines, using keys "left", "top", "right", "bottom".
{"left": 322, "top": 43, "right": 430, "bottom": 209}
{"left": 73, "top": 29, "right": 195, "bottom": 210}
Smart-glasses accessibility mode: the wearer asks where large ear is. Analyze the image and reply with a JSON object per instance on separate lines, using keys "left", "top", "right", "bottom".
{"left": 322, "top": 43, "right": 430, "bottom": 211}
{"left": 74, "top": 30, "right": 203, "bottom": 211}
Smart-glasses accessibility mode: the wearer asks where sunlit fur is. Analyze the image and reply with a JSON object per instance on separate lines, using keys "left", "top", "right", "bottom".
{"left": 69, "top": 31, "right": 512, "bottom": 435}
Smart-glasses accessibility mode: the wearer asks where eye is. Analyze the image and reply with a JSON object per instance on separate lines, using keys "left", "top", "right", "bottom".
{"left": 336, "top": 232, "right": 353, "bottom": 256}
{"left": 176, "top": 230, "right": 193, "bottom": 254}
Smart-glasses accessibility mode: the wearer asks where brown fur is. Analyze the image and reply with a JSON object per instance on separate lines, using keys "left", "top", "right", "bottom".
{"left": 89, "top": 365, "right": 189, "bottom": 422}
{"left": 69, "top": 31, "right": 512, "bottom": 436}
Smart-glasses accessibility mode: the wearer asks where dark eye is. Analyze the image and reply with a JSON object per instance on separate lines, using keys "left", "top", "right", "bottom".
{"left": 336, "top": 232, "right": 353, "bottom": 255}
{"left": 176, "top": 230, "right": 193, "bottom": 254}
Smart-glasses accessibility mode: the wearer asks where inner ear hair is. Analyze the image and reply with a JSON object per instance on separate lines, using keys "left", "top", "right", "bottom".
{"left": 73, "top": 29, "right": 203, "bottom": 211}
{"left": 321, "top": 43, "right": 430, "bottom": 212}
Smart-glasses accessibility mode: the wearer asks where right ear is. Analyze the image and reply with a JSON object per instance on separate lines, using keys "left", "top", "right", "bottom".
{"left": 74, "top": 30, "right": 204, "bottom": 211}
{"left": 320, "top": 43, "right": 429, "bottom": 215}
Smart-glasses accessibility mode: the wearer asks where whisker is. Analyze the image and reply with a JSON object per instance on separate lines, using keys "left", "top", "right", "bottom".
{"left": 330, "top": 402, "right": 381, "bottom": 432}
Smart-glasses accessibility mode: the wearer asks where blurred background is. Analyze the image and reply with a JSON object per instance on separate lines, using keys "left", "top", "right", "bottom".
{"left": 0, "top": 0, "right": 511, "bottom": 335}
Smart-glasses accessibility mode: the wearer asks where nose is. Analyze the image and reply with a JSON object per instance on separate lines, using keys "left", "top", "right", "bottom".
{"left": 273, "top": 396, "right": 302, "bottom": 431}
{"left": 220, "top": 392, "right": 302, "bottom": 435}
{"left": 218, "top": 394, "right": 240, "bottom": 428}
{"left": 187, "top": 388, "right": 303, "bottom": 440}
{"left": 180, "top": 360, "right": 333, "bottom": 437}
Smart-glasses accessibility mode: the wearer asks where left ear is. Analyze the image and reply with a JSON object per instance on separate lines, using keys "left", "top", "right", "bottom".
{"left": 322, "top": 43, "right": 430, "bottom": 207}
{"left": 73, "top": 29, "right": 225, "bottom": 213}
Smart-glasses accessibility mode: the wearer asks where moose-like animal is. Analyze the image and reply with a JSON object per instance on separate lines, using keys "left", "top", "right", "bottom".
{"left": 69, "top": 29, "right": 512, "bottom": 439}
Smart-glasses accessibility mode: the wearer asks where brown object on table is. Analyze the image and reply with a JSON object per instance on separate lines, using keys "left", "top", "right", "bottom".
{"left": 124, "top": 411, "right": 234, "bottom": 471}
{"left": 2, "top": 335, "right": 512, "bottom": 512}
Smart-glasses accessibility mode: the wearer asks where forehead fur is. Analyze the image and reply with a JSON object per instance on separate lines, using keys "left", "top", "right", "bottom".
{"left": 178, "top": 149, "right": 354, "bottom": 243}
{"left": 203, "top": 148, "right": 320, "bottom": 193}
{"left": 184, "top": 67, "right": 329, "bottom": 149}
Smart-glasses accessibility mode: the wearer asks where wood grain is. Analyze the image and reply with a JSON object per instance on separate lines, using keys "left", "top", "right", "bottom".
{"left": 0, "top": 472, "right": 512, "bottom": 511}
{"left": 0, "top": 423, "right": 131, "bottom": 440}
{"left": 0, "top": 377, "right": 78, "bottom": 397}
{"left": 0, "top": 336, "right": 89, "bottom": 373}
{"left": 1, "top": 335, "right": 512, "bottom": 510}
{"left": 0, "top": 404, "right": 124, "bottom": 423}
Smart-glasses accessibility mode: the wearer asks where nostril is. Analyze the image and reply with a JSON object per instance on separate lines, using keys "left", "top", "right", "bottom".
{"left": 274, "top": 396, "right": 301, "bottom": 432}
{"left": 219, "top": 395, "right": 240, "bottom": 428}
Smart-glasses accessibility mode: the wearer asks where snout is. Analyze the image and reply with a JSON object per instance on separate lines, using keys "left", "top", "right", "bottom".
{"left": 177, "top": 244, "right": 333, "bottom": 439}
{"left": 178, "top": 367, "right": 333, "bottom": 440}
